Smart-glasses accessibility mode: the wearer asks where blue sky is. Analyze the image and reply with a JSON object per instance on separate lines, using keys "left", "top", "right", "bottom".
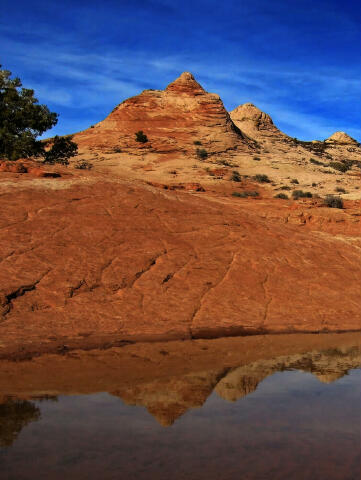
{"left": 1, "top": 0, "right": 360, "bottom": 140}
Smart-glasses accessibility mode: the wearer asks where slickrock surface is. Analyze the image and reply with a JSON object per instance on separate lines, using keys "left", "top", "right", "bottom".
{"left": 0, "top": 172, "right": 360, "bottom": 359}
{"left": 74, "top": 72, "right": 250, "bottom": 158}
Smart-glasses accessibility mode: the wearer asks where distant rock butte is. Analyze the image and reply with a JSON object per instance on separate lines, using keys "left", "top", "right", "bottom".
{"left": 74, "top": 72, "right": 251, "bottom": 156}
{"left": 229, "top": 102, "right": 287, "bottom": 139}
{"left": 325, "top": 131, "right": 359, "bottom": 145}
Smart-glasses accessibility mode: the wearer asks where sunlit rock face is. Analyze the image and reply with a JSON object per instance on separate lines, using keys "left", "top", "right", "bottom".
{"left": 325, "top": 131, "right": 359, "bottom": 145}
{"left": 74, "top": 72, "right": 251, "bottom": 157}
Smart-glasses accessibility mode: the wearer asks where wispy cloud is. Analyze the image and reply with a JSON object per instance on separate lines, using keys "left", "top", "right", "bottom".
{"left": 1, "top": 0, "right": 360, "bottom": 140}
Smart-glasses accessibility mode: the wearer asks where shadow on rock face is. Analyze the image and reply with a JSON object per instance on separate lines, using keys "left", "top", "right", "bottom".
{"left": 0, "top": 398, "right": 41, "bottom": 447}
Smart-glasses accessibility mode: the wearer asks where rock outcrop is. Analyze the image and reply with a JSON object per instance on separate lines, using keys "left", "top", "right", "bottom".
{"left": 74, "top": 72, "right": 251, "bottom": 157}
{"left": 229, "top": 102, "right": 289, "bottom": 141}
{"left": 325, "top": 131, "right": 359, "bottom": 145}
{"left": 0, "top": 176, "right": 360, "bottom": 358}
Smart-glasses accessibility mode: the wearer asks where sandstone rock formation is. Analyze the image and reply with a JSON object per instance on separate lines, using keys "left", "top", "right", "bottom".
{"left": 325, "top": 131, "right": 359, "bottom": 145}
{"left": 230, "top": 102, "right": 287, "bottom": 140}
{"left": 74, "top": 72, "right": 251, "bottom": 158}
{"left": 1, "top": 72, "right": 361, "bottom": 360}
{"left": 0, "top": 174, "right": 360, "bottom": 359}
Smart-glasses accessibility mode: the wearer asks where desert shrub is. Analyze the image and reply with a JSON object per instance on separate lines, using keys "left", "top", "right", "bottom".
{"left": 135, "top": 131, "right": 148, "bottom": 143}
{"left": 280, "top": 185, "right": 291, "bottom": 190}
{"left": 196, "top": 148, "right": 208, "bottom": 160}
{"left": 232, "top": 191, "right": 259, "bottom": 198}
{"left": 44, "top": 135, "right": 78, "bottom": 165}
{"left": 193, "top": 140, "right": 202, "bottom": 145}
{"left": 292, "top": 190, "right": 313, "bottom": 199}
{"left": 230, "top": 170, "right": 241, "bottom": 182}
{"left": 309, "top": 158, "right": 324, "bottom": 166}
{"left": 217, "top": 159, "right": 233, "bottom": 167}
{"left": 290, "top": 178, "right": 299, "bottom": 184}
{"left": 113, "top": 147, "right": 122, "bottom": 153}
{"left": 74, "top": 160, "right": 93, "bottom": 170}
{"left": 274, "top": 193, "right": 288, "bottom": 199}
{"left": 324, "top": 195, "right": 343, "bottom": 209}
{"left": 329, "top": 161, "right": 349, "bottom": 173}
{"left": 335, "top": 187, "right": 346, "bottom": 193}
{"left": 312, "top": 182, "right": 317, "bottom": 187}
{"left": 253, "top": 156, "right": 261, "bottom": 161}
{"left": 253, "top": 174, "right": 271, "bottom": 183}
{"left": 351, "top": 160, "right": 361, "bottom": 169}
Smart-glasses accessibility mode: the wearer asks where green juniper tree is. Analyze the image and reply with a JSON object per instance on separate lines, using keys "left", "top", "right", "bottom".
{"left": 0, "top": 66, "right": 79, "bottom": 165}
{"left": 44, "top": 135, "right": 78, "bottom": 165}
{"left": 0, "top": 66, "right": 58, "bottom": 160}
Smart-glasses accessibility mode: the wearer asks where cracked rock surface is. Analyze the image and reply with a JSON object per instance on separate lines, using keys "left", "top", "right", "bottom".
{"left": 0, "top": 173, "right": 360, "bottom": 358}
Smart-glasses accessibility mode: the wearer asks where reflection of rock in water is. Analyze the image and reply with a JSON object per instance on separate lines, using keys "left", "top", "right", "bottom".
{"left": 112, "top": 370, "right": 227, "bottom": 426}
{"left": 216, "top": 346, "right": 361, "bottom": 402}
{"left": 113, "top": 346, "right": 361, "bottom": 425}
{"left": 0, "top": 398, "right": 40, "bottom": 447}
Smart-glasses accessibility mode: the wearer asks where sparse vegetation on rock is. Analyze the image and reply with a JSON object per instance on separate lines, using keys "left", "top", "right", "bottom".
{"left": 292, "top": 190, "right": 313, "bottom": 199}
{"left": 329, "top": 161, "right": 349, "bottom": 173}
{"left": 230, "top": 170, "right": 242, "bottom": 182}
{"left": 135, "top": 130, "right": 148, "bottom": 143}
{"left": 232, "top": 190, "right": 259, "bottom": 198}
{"left": 196, "top": 148, "right": 208, "bottom": 160}
{"left": 309, "top": 158, "right": 325, "bottom": 166}
{"left": 275, "top": 193, "right": 289, "bottom": 199}
{"left": 74, "top": 160, "right": 93, "bottom": 170}
{"left": 253, "top": 174, "right": 271, "bottom": 183}
{"left": 324, "top": 195, "right": 343, "bottom": 209}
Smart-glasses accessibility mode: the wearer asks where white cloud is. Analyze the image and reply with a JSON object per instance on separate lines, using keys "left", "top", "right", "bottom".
{"left": 2, "top": 34, "right": 360, "bottom": 141}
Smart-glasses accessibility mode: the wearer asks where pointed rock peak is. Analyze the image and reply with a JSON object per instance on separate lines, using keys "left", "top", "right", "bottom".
{"left": 325, "top": 131, "right": 358, "bottom": 145}
{"left": 147, "top": 404, "right": 187, "bottom": 426}
{"left": 165, "top": 71, "right": 205, "bottom": 94}
{"left": 230, "top": 103, "right": 274, "bottom": 126}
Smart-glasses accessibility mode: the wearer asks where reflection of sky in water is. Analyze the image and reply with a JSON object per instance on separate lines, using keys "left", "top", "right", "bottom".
{"left": 0, "top": 369, "right": 360, "bottom": 480}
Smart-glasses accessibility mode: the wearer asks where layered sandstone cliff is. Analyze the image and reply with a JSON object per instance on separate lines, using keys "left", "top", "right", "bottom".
{"left": 74, "top": 72, "right": 251, "bottom": 157}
